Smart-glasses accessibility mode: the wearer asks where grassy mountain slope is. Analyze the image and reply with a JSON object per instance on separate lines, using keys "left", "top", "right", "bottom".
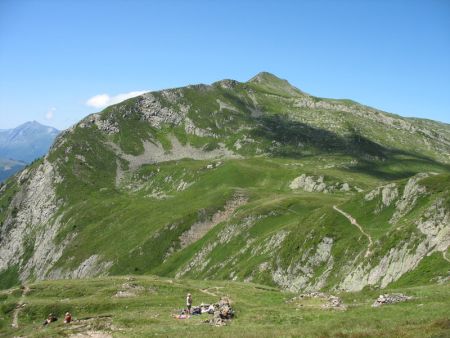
{"left": 0, "top": 73, "right": 448, "bottom": 294}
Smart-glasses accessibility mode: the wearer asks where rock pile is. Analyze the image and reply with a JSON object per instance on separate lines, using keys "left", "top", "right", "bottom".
{"left": 321, "top": 295, "right": 347, "bottom": 311}
{"left": 372, "top": 293, "right": 412, "bottom": 307}
{"left": 205, "top": 297, "right": 235, "bottom": 326}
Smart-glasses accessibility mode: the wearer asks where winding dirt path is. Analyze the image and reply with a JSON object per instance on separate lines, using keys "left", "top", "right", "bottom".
{"left": 11, "top": 285, "right": 30, "bottom": 329}
{"left": 333, "top": 205, "right": 373, "bottom": 257}
{"left": 199, "top": 288, "right": 218, "bottom": 297}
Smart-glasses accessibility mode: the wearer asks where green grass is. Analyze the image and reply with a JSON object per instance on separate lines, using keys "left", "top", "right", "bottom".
{"left": 0, "top": 276, "right": 448, "bottom": 337}
{"left": 8, "top": 153, "right": 445, "bottom": 294}
{"left": 0, "top": 265, "right": 20, "bottom": 290}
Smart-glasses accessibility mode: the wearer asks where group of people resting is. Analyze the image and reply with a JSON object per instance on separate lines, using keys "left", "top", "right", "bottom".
{"left": 43, "top": 293, "right": 210, "bottom": 324}
{"left": 174, "top": 293, "right": 216, "bottom": 319}
{"left": 43, "top": 293, "right": 195, "bottom": 324}
{"left": 43, "top": 312, "right": 72, "bottom": 326}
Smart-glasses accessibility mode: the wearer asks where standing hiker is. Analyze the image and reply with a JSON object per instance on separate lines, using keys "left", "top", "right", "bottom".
{"left": 186, "top": 293, "right": 193, "bottom": 314}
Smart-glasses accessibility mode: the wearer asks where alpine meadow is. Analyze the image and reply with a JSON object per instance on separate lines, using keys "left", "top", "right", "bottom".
{"left": 0, "top": 72, "right": 448, "bottom": 337}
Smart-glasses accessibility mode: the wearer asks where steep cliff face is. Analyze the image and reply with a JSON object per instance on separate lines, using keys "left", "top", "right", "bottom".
{"left": 0, "top": 159, "right": 63, "bottom": 282}
{"left": 0, "top": 73, "right": 449, "bottom": 291}
{"left": 338, "top": 175, "right": 450, "bottom": 291}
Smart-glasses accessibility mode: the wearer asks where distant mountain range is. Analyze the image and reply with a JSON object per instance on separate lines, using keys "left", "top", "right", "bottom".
{"left": 0, "top": 158, "right": 27, "bottom": 182}
{"left": 0, "top": 121, "right": 59, "bottom": 181}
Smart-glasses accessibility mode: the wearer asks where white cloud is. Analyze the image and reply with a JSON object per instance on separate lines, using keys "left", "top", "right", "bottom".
{"left": 45, "top": 107, "right": 56, "bottom": 120}
{"left": 86, "top": 94, "right": 110, "bottom": 108}
{"left": 85, "top": 90, "right": 148, "bottom": 109}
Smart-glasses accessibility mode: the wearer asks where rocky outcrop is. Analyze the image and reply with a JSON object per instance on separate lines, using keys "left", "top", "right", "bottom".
{"left": 289, "top": 174, "right": 352, "bottom": 193}
{"left": 0, "top": 159, "right": 114, "bottom": 282}
{"left": 70, "top": 255, "right": 113, "bottom": 279}
{"left": 184, "top": 117, "right": 218, "bottom": 138}
{"left": 272, "top": 237, "right": 334, "bottom": 292}
{"left": 0, "top": 159, "right": 66, "bottom": 281}
{"left": 416, "top": 198, "right": 450, "bottom": 252}
{"left": 109, "top": 135, "right": 240, "bottom": 187}
{"left": 338, "top": 195, "right": 450, "bottom": 291}
{"left": 365, "top": 183, "right": 399, "bottom": 212}
{"left": 290, "top": 174, "right": 327, "bottom": 192}
{"left": 139, "top": 92, "right": 187, "bottom": 128}
{"left": 46, "top": 254, "right": 113, "bottom": 280}
{"left": 90, "top": 114, "right": 120, "bottom": 134}
{"left": 390, "top": 173, "right": 429, "bottom": 223}
{"left": 175, "top": 215, "right": 263, "bottom": 278}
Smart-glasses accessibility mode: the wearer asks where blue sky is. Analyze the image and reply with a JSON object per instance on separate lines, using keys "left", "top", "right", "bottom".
{"left": 0, "top": 0, "right": 449, "bottom": 129}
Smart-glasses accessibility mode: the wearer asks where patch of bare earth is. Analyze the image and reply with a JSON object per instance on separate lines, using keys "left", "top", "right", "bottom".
{"left": 11, "top": 285, "right": 30, "bottom": 329}
{"left": 66, "top": 316, "right": 123, "bottom": 338}
{"left": 179, "top": 193, "right": 248, "bottom": 249}
{"left": 69, "top": 331, "right": 112, "bottom": 338}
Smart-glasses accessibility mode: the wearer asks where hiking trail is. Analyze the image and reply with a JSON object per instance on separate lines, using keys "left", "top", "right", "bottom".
{"left": 199, "top": 288, "right": 218, "bottom": 297}
{"left": 11, "top": 285, "right": 30, "bottom": 329}
{"left": 333, "top": 205, "right": 373, "bottom": 257}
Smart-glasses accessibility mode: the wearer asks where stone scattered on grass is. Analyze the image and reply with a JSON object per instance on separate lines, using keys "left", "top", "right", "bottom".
{"left": 66, "top": 315, "right": 119, "bottom": 338}
{"left": 372, "top": 293, "right": 412, "bottom": 307}
{"left": 321, "top": 295, "right": 347, "bottom": 311}
{"left": 288, "top": 292, "right": 347, "bottom": 311}
{"left": 113, "top": 282, "right": 145, "bottom": 298}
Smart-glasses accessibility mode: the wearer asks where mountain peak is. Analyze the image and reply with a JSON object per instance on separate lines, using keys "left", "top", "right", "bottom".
{"left": 15, "top": 121, "right": 59, "bottom": 132}
{"left": 0, "top": 121, "right": 60, "bottom": 163}
{"left": 248, "top": 71, "right": 283, "bottom": 83}
{"left": 247, "top": 71, "right": 306, "bottom": 96}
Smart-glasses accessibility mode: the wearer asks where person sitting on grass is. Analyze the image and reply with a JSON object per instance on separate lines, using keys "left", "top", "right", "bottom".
{"left": 173, "top": 309, "right": 190, "bottom": 319}
{"left": 64, "top": 312, "right": 72, "bottom": 323}
{"left": 43, "top": 313, "right": 57, "bottom": 326}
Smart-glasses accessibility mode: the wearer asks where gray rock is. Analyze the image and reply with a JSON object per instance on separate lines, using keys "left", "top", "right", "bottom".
{"left": 372, "top": 293, "right": 412, "bottom": 307}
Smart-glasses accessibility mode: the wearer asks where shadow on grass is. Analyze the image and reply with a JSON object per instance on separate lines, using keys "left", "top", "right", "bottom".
{"left": 251, "top": 114, "right": 450, "bottom": 180}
